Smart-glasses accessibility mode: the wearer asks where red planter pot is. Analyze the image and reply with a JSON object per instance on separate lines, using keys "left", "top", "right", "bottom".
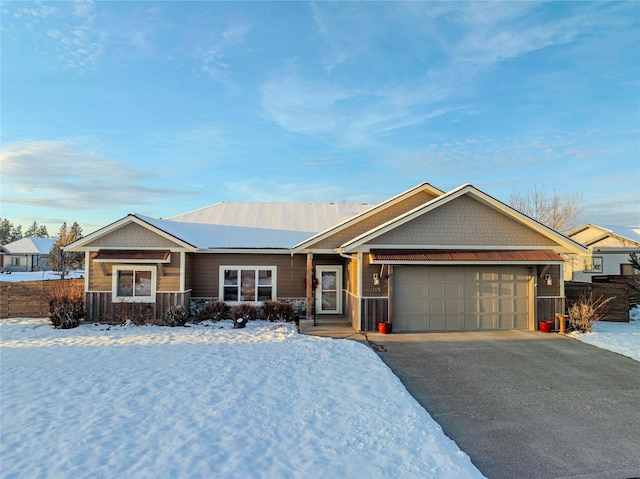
{"left": 378, "top": 322, "right": 392, "bottom": 334}
{"left": 539, "top": 321, "right": 553, "bottom": 333}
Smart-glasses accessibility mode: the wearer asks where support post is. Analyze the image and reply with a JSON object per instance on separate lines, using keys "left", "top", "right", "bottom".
{"left": 306, "top": 253, "right": 313, "bottom": 320}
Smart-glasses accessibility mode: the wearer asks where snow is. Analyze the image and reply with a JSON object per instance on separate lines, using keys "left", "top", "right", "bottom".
{"left": 0, "top": 319, "right": 484, "bottom": 479}
{"left": 0, "top": 270, "right": 84, "bottom": 283}
{"left": 167, "top": 202, "right": 373, "bottom": 233}
{"left": 568, "top": 306, "right": 640, "bottom": 362}
{"left": 135, "top": 213, "right": 315, "bottom": 249}
{"left": 1, "top": 236, "right": 56, "bottom": 254}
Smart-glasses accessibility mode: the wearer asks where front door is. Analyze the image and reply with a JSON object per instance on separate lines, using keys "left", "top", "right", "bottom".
{"left": 315, "top": 266, "right": 342, "bottom": 314}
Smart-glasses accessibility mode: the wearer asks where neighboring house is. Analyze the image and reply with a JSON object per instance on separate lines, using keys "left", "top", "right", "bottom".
{"left": 564, "top": 224, "right": 640, "bottom": 282}
{"left": 1, "top": 237, "right": 56, "bottom": 272}
{"left": 66, "top": 182, "right": 587, "bottom": 332}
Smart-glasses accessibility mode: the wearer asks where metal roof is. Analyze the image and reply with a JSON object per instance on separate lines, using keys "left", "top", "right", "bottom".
{"left": 370, "top": 249, "right": 563, "bottom": 262}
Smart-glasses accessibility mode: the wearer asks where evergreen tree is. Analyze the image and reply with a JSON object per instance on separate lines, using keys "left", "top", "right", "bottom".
{"left": 24, "top": 221, "right": 49, "bottom": 238}
{"left": 0, "top": 219, "right": 23, "bottom": 244}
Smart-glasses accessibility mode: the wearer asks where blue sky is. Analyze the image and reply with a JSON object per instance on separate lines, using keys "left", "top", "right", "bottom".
{"left": 1, "top": 1, "right": 639, "bottom": 235}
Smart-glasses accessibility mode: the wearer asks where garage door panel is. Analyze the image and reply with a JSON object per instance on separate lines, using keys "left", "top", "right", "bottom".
{"left": 429, "top": 299, "right": 445, "bottom": 313}
{"left": 429, "top": 315, "right": 445, "bottom": 330}
{"left": 444, "top": 282, "right": 459, "bottom": 297}
{"left": 394, "top": 266, "right": 530, "bottom": 332}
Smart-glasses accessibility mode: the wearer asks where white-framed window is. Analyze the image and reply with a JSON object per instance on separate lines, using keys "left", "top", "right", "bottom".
{"left": 112, "top": 265, "right": 157, "bottom": 302}
{"left": 10, "top": 257, "right": 20, "bottom": 266}
{"left": 219, "top": 266, "right": 276, "bottom": 303}
{"left": 584, "top": 256, "right": 603, "bottom": 273}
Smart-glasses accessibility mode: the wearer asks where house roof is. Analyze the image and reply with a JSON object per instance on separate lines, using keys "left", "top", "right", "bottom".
{"left": 168, "top": 201, "right": 373, "bottom": 233}
{"left": 2, "top": 237, "right": 56, "bottom": 255}
{"left": 136, "top": 213, "right": 315, "bottom": 249}
{"left": 569, "top": 224, "right": 640, "bottom": 247}
{"left": 370, "top": 249, "right": 563, "bottom": 263}
{"left": 339, "top": 184, "right": 588, "bottom": 254}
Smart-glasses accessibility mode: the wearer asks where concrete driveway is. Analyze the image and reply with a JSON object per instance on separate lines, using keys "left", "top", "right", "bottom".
{"left": 371, "top": 330, "right": 640, "bottom": 479}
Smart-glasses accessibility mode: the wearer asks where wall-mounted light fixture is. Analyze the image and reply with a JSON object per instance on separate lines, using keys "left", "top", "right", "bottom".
{"left": 372, "top": 273, "right": 380, "bottom": 286}
{"left": 544, "top": 273, "right": 552, "bottom": 286}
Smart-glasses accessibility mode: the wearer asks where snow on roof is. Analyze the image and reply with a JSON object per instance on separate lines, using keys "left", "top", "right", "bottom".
{"left": 2, "top": 237, "right": 56, "bottom": 254}
{"left": 135, "top": 214, "right": 315, "bottom": 249}
{"left": 168, "top": 202, "right": 373, "bottom": 233}
{"left": 594, "top": 224, "right": 640, "bottom": 244}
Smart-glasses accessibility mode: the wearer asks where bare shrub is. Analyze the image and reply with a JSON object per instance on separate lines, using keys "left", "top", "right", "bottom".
{"left": 163, "top": 305, "right": 190, "bottom": 327}
{"left": 231, "top": 303, "right": 258, "bottom": 321}
{"left": 108, "top": 302, "right": 155, "bottom": 325}
{"left": 48, "top": 280, "right": 84, "bottom": 329}
{"left": 568, "top": 292, "right": 615, "bottom": 333}
{"left": 263, "top": 300, "right": 294, "bottom": 321}
{"left": 199, "top": 301, "right": 230, "bottom": 322}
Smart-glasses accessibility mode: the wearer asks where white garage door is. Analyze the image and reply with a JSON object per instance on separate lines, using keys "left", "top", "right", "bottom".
{"left": 393, "top": 266, "right": 531, "bottom": 332}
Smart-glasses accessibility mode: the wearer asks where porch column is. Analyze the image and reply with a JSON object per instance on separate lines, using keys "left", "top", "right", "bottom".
{"left": 306, "top": 252, "right": 313, "bottom": 319}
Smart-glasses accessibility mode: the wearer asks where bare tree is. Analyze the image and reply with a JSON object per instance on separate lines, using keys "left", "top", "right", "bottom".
{"left": 508, "top": 185, "right": 582, "bottom": 233}
{"left": 49, "top": 222, "right": 84, "bottom": 278}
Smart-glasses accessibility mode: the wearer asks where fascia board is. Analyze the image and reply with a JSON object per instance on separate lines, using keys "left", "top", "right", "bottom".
{"left": 466, "top": 188, "right": 589, "bottom": 254}
{"left": 368, "top": 259, "right": 564, "bottom": 266}
{"left": 351, "top": 244, "right": 572, "bottom": 253}
{"left": 341, "top": 184, "right": 471, "bottom": 252}
{"left": 64, "top": 215, "right": 198, "bottom": 252}
{"left": 342, "top": 184, "right": 589, "bottom": 255}
{"left": 197, "top": 248, "right": 293, "bottom": 254}
{"left": 64, "top": 215, "right": 136, "bottom": 251}
{"left": 292, "top": 182, "right": 444, "bottom": 252}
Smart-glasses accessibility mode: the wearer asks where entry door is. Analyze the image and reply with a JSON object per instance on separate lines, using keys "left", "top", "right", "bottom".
{"left": 316, "top": 266, "right": 342, "bottom": 314}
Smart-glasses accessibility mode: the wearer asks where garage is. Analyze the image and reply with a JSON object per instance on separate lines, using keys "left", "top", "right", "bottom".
{"left": 393, "top": 265, "right": 531, "bottom": 332}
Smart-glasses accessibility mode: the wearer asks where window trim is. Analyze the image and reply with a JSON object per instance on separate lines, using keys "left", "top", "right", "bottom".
{"left": 112, "top": 265, "right": 157, "bottom": 303}
{"left": 219, "top": 266, "right": 277, "bottom": 304}
{"left": 584, "top": 256, "right": 603, "bottom": 273}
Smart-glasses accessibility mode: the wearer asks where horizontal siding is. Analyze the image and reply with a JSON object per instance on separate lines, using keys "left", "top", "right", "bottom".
{"left": 191, "top": 253, "right": 346, "bottom": 299}
{"left": 89, "top": 252, "right": 182, "bottom": 293}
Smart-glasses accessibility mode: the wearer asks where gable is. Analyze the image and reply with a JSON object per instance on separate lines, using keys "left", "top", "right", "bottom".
{"left": 83, "top": 222, "right": 185, "bottom": 249}
{"left": 569, "top": 226, "right": 607, "bottom": 245}
{"left": 369, "top": 195, "right": 559, "bottom": 248}
{"left": 588, "top": 235, "right": 640, "bottom": 249}
{"left": 304, "top": 190, "right": 440, "bottom": 250}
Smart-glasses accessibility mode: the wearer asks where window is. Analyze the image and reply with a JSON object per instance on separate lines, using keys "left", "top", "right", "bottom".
{"left": 621, "top": 263, "right": 639, "bottom": 275}
{"left": 10, "top": 257, "right": 20, "bottom": 266}
{"left": 112, "top": 266, "right": 156, "bottom": 302}
{"left": 220, "top": 266, "right": 276, "bottom": 303}
{"left": 584, "top": 257, "right": 603, "bottom": 273}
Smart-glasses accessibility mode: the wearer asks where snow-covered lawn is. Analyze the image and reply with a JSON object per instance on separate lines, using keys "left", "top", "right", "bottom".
{"left": 568, "top": 306, "right": 640, "bottom": 362}
{"left": 0, "top": 270, "right": 84, "bottom": 282}
{"left": 0, "top": 318, "right": 484, "bottom": 479}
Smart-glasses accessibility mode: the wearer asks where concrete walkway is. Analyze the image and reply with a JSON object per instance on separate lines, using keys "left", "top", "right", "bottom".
{"left": 302, "top": 323, "right": 640, "bottom": 479}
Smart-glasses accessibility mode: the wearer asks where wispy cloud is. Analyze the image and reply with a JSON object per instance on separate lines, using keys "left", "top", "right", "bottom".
{"left": 0, "top": 140, "right": 194, "bottom": 211}
{"left": 4, "top": 0, "right": 104, "bottom": 75}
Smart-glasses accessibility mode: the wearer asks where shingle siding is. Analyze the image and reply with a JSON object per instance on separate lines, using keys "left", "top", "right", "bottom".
{"left": 372, "top": 196, "right": 558, "bottom": 247}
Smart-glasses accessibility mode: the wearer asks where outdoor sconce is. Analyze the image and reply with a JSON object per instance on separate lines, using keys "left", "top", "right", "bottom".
{"left": 372, "top": 273, "right": 380, "bottom": 286}
{"left": 544, "top": 274, "right": 552, "bottom": 286}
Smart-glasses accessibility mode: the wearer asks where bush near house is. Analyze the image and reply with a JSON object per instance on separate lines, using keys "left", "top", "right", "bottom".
{"left": 568, "top": 292, "right": 615, "bottom": 333}
{"left": 163, "top": 305, "right": 190, "bottom": 327}
{"left": 197, "top": 301, "right": 231, "bottom": 322}
{"left": 48, "top": 280, "right": 84, "bottom": 329}
{"left": 262, "top": 300, "right": 294, "bottom": 321}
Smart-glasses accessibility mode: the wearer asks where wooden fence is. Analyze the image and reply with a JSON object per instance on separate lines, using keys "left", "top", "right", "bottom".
{"left": 0, "top": 279, "right": 84, "bottom": 319}
{"left": 565, "top": 282, "right": 630, "bottom": 322}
